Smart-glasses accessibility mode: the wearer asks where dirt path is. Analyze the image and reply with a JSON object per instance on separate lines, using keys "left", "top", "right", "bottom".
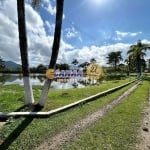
{"left": 0, "top": 122, "right": 5, "bottom": 128}
{"left": 138, "top": 89, "right": 150, "bottom": 150}
{"left": 36, "top": 82, "right": 140, "bottom": 150}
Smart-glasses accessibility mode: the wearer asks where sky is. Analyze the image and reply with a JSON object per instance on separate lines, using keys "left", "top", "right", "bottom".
{"left": 0, "top": 0, "right": 150, "bottom": 67}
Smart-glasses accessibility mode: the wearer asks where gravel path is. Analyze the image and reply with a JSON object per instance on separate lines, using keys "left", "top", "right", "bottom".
{"left": 36, "top": 82, "right": 140, "bottom": 150}
{"left": 138, "top": 89, "right": 150, "bottom": 150}
{"left": 0, "top": 121, "right": 5, "bottom": 128}
{"left": 0, "top": 122, "right": 5, "bottom": 128}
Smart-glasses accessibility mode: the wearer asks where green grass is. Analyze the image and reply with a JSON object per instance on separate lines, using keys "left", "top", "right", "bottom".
{"left": 0, "top": 80, "right": 136, "bottom": 150}
{"left": 0, "top": 79, "right": 132, "bottom": 112}
{"left": 63, "top": 81, "right": 149, "bottom": 150}
{"left": 0, "top": 85, "right": 25, "bottom": 112}
{"left": 43, "top": 79, "right": 133, "bottom": 111}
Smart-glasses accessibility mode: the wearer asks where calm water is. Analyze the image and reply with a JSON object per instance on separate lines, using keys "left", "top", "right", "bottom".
{"left": 0, "top": 74, "right": 88, "bottom": 89}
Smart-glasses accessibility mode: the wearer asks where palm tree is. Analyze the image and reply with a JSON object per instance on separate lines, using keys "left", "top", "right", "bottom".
{"left": 124, "top": 56, "right": 137, "bottom": 79}
{"left": 17, "top": 0, "right": 34, "bottom": 105}
{"left": 127, "top": 40, "right": 150, "bottom": 78}
{"left": 38, "top": 0, "right": 64, "bottom": 107}
{"left": 106, "top": 51, "right": 123, "bottom": 71}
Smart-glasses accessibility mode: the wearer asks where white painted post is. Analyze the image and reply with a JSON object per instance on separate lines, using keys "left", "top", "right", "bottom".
{"left": 23, "top": 77, "right": 34, "bottom": 104}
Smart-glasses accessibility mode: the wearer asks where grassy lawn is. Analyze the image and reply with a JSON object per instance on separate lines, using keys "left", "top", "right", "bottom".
{"left": 0, "top": 80, "right": 136, "bottom": 150}
{"left": 63, "top": 81, "right": 149, "bottom": 150}
{"left": 0, "top": 79, "right": 132, "bottom": 112}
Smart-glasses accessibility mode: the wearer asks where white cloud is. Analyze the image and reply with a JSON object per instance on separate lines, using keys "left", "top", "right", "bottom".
{"left": 141, "top": 39, "right": 150, "bottom": 44}
{"left": 46, "top": 3, "right": 56, "bottom": 16}
{"left": 0, "top": 0, "right": 19, "bottom": 62}
{"left": 0, "top": 0, "right": 45, "bottom": 64}
{"left": 42, "top": 0, "right": 65, "bottom": 19}
{"left": 0, "top": 0, "right": 17, "bottom": 22}
{"left": 116, "top": 31, "right": 142, "bottom": 37}
{"left": 57, "top": 43, "right": 130, "bottom": 66}
{"left": 0, "top": 1, "right": 42, "bottom": 64}
{"left": 0, "top": 0, "right": 139, "bottom": 68}
{"left": 1, "top": 0, "right": 150, "bottom": 68}
{"left": 0, "top": 0, "right": 71, "bottom": 66}
{"left": 65, "top": 27, "right": 78, "bottom": 39}
{"left": 114, "top": 30, "right": 142, "bottom": 41}
{"left": 45, "top": 20, "right": 55, "bottom": 35}
{"left": 65, "top": 26, "right": 82, "bottom": 42}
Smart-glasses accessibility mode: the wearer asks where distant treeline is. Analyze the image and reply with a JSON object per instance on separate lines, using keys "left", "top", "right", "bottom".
{"left": 0, "top": 63, "right": 71, "bottom": 74}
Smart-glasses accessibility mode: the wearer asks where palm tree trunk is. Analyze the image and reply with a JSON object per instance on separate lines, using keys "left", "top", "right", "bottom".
{"left": 17, "top": 0, "right": 34, "bottom": 105}
{"left": 136, "top": 56, "right": 141, "bottom": 78}
{"left": 38, "top": 0, "right": 64, "bottom": 107}
{"left": 114, "top": 60, "right": 117, "bottom": 71}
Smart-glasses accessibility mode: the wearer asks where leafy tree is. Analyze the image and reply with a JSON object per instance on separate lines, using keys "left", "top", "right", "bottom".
{"left": 78, "top": 62, "right": 89, "bottom": 68}
{"left": 90, "top": 58, "right": 96, "bottom": 63}
{"left": 16, "top": 66, "right": 22, "bottom": 72}
{"left": 148, "top": 59, "right": 150, "bottom": 72}
{"left": 30, "top": 67, "right": 37, "bottom": 73}
{"left": 60, "top": 63, "right": 69, "bottom": 70}
{"left": 141, "top": 58, "right": 146, "bottom": 72}
{"left": 37, "top": 64, "right": 47, "bottom": 73}
{"left": 72, "top": 59, "right": 79, "bottom": 66}
{"left": 106, "top": 51, "right": 123, "bottom": 71}
{"left": 0, "top": 57, "right": 6, "bottom": 71}
{"left": 78, "top": 62, "right": 89, "bottom": 72}
{"left": 127, "top": 40, "right": 150, "bottom": 78}
{"left": 56, "top": 63, "right": 69, "bottom": 70}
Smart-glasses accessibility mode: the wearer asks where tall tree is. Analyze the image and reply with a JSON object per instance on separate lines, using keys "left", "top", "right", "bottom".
{"left": 78, "top": 62, "right": 89, "bottom": 69}
{"left": 72, "top": 59, "right": 79, "bottom": 65}
{"left": 106, "top": 51, "right": 123, "bottom": 71}
{"left": 71, "top": 59, "right": 79, "bottom": 70}
{"left": 36, "top": 64, "right": 47, "bottom": 73}
{"left": 90, "top": 58, "right": 96, "bottom": 63}
{"left": 127, "top": 40, "right": 150, "bottom": 78}
{"left": 0, "top": 57, "right": 5, "bottom": 71}
{"left": 17, "top": 0, "right": 34, "bottom": 105}
{"left": 38, "top": 0, "right": 64, "bottom": 107}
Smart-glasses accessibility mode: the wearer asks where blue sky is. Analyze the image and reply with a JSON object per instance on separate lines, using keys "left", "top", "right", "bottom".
{"left": 63, "top": 0, "right": 150, "bottom": 46}
{"left": 0, "top": 0, "right": 150, "bottom": 66}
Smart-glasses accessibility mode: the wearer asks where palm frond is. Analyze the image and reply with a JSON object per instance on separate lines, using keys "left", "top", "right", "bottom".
{"left": 31, "top": 0, "right": 42, "bottom": 9}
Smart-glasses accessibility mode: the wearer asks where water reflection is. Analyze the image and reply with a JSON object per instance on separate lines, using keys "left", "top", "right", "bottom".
{"left": 0, "top": 74, "right": 89, "bottom": 89}
{"left": 0, "top": 74, "right": 10, "bottom": 84}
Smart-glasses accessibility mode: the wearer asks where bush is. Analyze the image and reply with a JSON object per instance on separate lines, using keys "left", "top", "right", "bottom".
{"left": 105, "top": 73, "right": 127, "bottom": 80}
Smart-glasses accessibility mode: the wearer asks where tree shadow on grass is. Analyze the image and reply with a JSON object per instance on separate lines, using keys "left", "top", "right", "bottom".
{"left": 0, "top": 105, "right": 42, "bottom": 150}
{"left": 14, "top": 104, "right": 27, "bottom": 112}
{"left": 0, "top": 105, "right": 27, "bottom": 124}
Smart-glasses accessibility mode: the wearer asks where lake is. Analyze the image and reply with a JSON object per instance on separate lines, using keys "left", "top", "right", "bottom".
{"left": 0, "top": 74, "right": 91, "bottom": 90}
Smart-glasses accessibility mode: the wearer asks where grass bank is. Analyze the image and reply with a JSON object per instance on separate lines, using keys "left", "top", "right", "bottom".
{"left": 0, "top": 80, "right": 135, "bottom": 149}
{"left": 63, "top": 81, "right": 149, "bottom": 150}
{"left": 0, "top": 79, "right": 132, "bottom": 112}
